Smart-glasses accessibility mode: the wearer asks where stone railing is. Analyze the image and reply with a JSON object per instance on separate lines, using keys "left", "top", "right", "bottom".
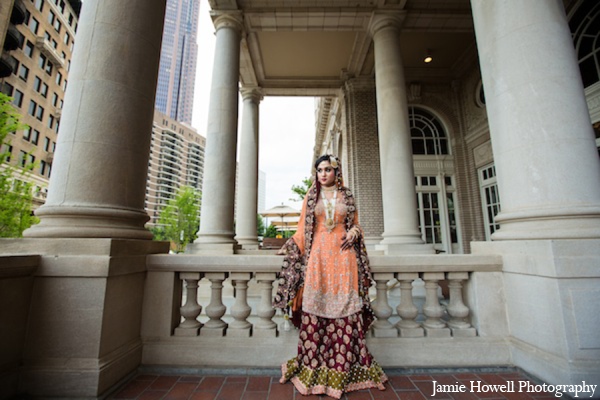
{"left": 142, "top": 253, "right": 511, "bottom": 369}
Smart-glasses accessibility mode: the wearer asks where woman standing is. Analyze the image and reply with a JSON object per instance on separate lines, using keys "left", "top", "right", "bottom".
{"left": 273, "top": 154, "right": 388, "bottom": 398}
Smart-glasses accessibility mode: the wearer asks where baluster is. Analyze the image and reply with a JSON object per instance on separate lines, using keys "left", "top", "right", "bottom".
{"left": 446, "top": 272, "right": 477, "bottom": 337}
{"left": 395, "top": 272, "right": 424, "bottom": 337}
{"left": 371, "top": 272, "right": 397, "bottom": 337}
{"left": 254, "top": 272, "right": 277, "bottom": 337}
{"left": 200, "top": 272, "right": 228, "bottom": 337}
{"left": 228, "top": 272, "right": 252, "bottom": 337}
{"left": 421, "top": 272, "right": 451, "bottom": 337}
{"left": 175, "top": 272, "right": 203, "bottom": 336}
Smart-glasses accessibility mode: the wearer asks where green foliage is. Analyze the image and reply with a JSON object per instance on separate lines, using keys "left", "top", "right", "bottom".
{"left": 155, "top": 186, "right": 201, "bottom": 252}
{"left": 290, "top": 176, "right": 313, "bottom": 201}
{"left": 264, "top": 224, "right": 278, "bottom": 238}
{"left": 0, "top": 93, "right": 39, "bottom": 237}
{"left": 257, "top": 214, "right": 265, "bottom": 237}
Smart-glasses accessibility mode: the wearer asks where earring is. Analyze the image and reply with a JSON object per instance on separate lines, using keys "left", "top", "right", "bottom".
{"left": 336, "top": 174, "right": 343, "bottom": 189}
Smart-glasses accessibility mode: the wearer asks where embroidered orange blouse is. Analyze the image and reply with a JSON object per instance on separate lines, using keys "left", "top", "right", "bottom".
{"left": 291, "top": 195, "right": 362, "bottom": 319}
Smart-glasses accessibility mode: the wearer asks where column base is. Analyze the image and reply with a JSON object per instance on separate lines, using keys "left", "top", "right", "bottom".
{"left": 24, "top": 205, "right": 153, "bottom": 240}
{"left": 186, "top": 242, "right": 237, "bottom": 255}
{"left": 375, "top": 243, "right": 435, "bottom": 255}
{"left": 492, "top": 207, "right": 600, "bottom": 240}
{"left": 234, "top": 236, "right": 260, "bottom": 250}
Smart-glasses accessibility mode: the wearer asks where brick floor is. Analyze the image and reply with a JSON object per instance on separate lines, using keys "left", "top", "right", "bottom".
{"left": 107, "top": 370, "right": 559, "bottom": 400}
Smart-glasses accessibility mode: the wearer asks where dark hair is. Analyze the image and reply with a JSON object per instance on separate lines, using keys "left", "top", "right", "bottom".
{"left": 314, "top": 154, "right": 336, "bottom": 170}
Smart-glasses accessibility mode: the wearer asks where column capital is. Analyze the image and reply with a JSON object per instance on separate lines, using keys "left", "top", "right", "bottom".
{"left": 344, "top": 77, "right": 375, "bottom": 93}
{"left": 240, "top": 86, "right": 263, "bottom": 103}
{"left": 368, "top": 11, "right": 406, "bottom": 38}
{"left": 211, "top": 10, "right": 244, "bottom": 33}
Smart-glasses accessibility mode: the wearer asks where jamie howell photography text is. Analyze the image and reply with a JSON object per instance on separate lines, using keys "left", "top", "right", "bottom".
{"left": 431, "top": 380, "right": 597, "bottom": 398}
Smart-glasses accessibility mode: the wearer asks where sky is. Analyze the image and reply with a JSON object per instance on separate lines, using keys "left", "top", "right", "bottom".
{"left": 191, "top": 0, "right": 316, "bottom": 212}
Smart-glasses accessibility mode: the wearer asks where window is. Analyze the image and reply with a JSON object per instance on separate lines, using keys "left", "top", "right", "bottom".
{"left": 68, "top": 13, "right": 74, "bottom": 26}
{"left": 570, "top": 1, "right": 600, "bottom": 88}
{"left": 415, "top": 175, "right": 459, "bottom": 252}
{"left": 29, "top": 17, "right": 39, "bottom": 34}
{"left": 34, "top": 0, "right": 44, "bottom": 11}
{"left": 44, "top": 136, "right": 50, "bottom": 151}
{"left": 409, "top": 107, "right": 448, "bottom": 155}
{"left": 18, "top": 64, "right": 29, "bottom": 81}
{"left": 3, "top": 145, "right": 13, "bottom": 162}
{"left": 52, "top": 92, "right": 58, "bottom": 107}
{"left": 479, "top": 164, "right": 501, "bottom": 240}
{"left": 38, "top": 54, "right": 46, "bottom": 69}
{"left": 13, "top": 90, "right": 24, "bottom": 108}
{"left": 54, "top": 19, "right": 62, "bottom": 33}
{"left": 48, "top": 115, "right": 54, "bottom": 129}
{"left": 20, "top": 151, "right": 27, "bottom": 167}
{"left": 40, "top": 82, "right": 48, "bottom": 98}
{"left": 48, "top": 11, "right": 56, "bottom": 25}
{"left": 45, "top": 61, "right": 53, "bottom": 75}
{"left": 36, "top": 105, "right": 44, "bottom": 121}
{"left": 32, "top": 129, "right": 40, "bottom": 145}
{"left": 28, "top": 100, "right": 37, "bottom": 116}
{"left": 56, "top": 72, "right": 62, "bottom": 85}
{"left": 64, "top": 32, "right": 70, "bottom": 44}
{"left": 34, "top": 76, "right": 42, "bottom": 92}
{"left": 24, "top": 40, "right": 35, "bottom": 58}
{"left": 52, "top": 39, "right": 58, "bottom": 49}
{"left": 40, "top": 160, "right": 48, "bottom": 176}
{"left": 23, "top": 126, "right": 32, "bottom": 141}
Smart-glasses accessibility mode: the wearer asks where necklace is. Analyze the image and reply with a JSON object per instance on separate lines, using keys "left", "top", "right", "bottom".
{"left": 321, "top": 185, "right": 336, "bottom": 192}
{"left": 322, "top": 190, "right": 337, "bottom": 232}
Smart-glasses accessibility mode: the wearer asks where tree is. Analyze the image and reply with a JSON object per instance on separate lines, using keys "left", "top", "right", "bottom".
{"left": 290, "top": 176, "right": 313, "bottom": 201}
{"left": 264, "top": 224, "right": 278, "bottom": 238}
{"left": 155, "top": 185, "right": 201, "bottom": 252}
{"left": 0, "top": 93, "right": 39, "bottom": 237}
{"left": 257, "top": 214, "right": 265, "bottom": 237}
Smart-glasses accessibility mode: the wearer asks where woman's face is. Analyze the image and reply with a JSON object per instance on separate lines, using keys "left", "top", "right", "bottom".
{"left": 316, "top": 160, "right": 336, "bottom": 187}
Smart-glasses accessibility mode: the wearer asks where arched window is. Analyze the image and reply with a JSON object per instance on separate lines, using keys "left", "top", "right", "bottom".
{"left": 570, "top": 0, "right": 600, "bottom": 88}
{"left": 409, "top": 107, "right": 448, "bottom": 155}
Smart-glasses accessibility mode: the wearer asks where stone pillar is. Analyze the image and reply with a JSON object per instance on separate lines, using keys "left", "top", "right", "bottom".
{"left": 235, "top": 87, "right": 262, "bottom": 250}
{"left": 368, "top": 12, "right": 432, "bottom": 254}
{"left": 188, "top": 12, "right": 243, "bottom": 254}
{"left": 24, "top": 0, "right": 166, "bottom": 240}
{"left": 471, "top": 0, "right": 600, "bottom": 240}
{"left": 471, "top": 1, "right": 600, "bottom": 391}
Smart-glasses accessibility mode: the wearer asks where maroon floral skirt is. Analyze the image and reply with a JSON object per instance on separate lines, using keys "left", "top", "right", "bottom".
{"left": 280, "top": 311, "right": 387, "bottom": 399}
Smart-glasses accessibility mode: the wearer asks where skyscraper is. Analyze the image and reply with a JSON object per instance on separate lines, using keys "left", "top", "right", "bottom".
{"left": 155, "top": 0, "right": 199, "bottom": 125}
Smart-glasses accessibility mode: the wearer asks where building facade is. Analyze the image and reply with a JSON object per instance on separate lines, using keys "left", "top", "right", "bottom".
{"left": 145, "top": 110, "right": 205, "bottom": 227}
{"left": 0, "top": 1, "right": 599, "bottom": 399}
{"left": 154, "top": 0, "right": 200, "bottom": 124}
{"left": 0, "top": 0, "right": 80, "bottom": 207}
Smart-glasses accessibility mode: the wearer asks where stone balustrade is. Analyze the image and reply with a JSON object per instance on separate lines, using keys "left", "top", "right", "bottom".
{"left": 142, "top": 253, "right": 510, "bottom": 369}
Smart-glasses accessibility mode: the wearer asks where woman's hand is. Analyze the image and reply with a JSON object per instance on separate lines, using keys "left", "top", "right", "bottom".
{"left": 341, "top": 230, "right": 357, "bottom": 251}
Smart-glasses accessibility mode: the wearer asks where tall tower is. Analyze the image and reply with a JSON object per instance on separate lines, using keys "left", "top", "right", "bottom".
{"left": 155, "top": 0, "right": 199, "bottom": 124}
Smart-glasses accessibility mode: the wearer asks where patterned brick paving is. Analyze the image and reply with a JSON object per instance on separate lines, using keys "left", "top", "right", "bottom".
{"left": 108, "top": 371, "right": 558, "bottom": 400}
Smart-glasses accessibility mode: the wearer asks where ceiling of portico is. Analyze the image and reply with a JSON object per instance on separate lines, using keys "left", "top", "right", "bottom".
{"left": 210, "top": 0, "right": 476, "bottom": 96}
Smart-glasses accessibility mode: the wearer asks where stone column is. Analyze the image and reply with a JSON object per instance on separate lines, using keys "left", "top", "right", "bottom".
{"left": 235, "top": 87, "right": 262, "bottom": 250}
{"left": 24, "top": 0, "right": 166, "bottom": 239}
{"left": 189, "top": 12, "right": 243, "bottom": 254}
{"left": 368, "top": 12, "right": 432, "bottom": 254}
{"left": 471, "top": 0, "right": 600, "bottom": 240}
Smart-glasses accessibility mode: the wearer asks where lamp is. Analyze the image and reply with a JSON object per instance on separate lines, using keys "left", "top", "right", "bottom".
{"left": 424, "top": 49, "right": 433, "bottom": 63}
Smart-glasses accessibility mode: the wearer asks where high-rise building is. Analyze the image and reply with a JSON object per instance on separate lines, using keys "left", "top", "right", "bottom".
{"left": 0, "top": 0, "right": 80, "bottom": 207}
{"left": 145, "top": 110, "right": 205, "bottom": 227}
{"left": 154, "top": 0, "right": 199, "bottom": 125}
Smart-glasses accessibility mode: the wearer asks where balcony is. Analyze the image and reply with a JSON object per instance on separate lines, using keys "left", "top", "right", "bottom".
{"left": 4, "top": 25, "right": 24, "bottom": 51}
{"left": 11, "top": 0, "right": 27, "bottom": 25}
{"left": 0, "top": 52, "right": 17, "bottom": 78}
{"left": 0, "top": 250, "right": 510, "bottom": 396}
{"left": 35, "top": 37, "right": 65, "bottom": 70}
